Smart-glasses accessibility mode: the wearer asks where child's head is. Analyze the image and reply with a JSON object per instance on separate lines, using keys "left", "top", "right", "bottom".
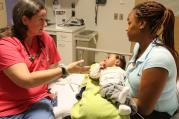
{"left": 100, "top": 53, "right": 126, "bottom": 70}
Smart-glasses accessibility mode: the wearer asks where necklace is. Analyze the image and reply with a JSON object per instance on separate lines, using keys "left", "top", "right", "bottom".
{"left": 22, "top": 37, "right": 44, "bottom": 62}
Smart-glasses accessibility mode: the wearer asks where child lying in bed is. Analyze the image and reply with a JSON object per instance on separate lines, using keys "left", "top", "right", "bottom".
{"left": 76, "top": 53, "right": 137, "bottom": 115}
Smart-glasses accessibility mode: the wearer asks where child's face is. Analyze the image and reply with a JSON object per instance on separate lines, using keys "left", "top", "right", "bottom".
{"left": 100, "top": 54, "right": 120, "bottom": 68}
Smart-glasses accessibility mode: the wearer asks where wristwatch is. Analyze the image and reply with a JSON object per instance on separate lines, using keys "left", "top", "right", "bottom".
{"left": 59, "top": 64, "right": 69, "bottom": 78}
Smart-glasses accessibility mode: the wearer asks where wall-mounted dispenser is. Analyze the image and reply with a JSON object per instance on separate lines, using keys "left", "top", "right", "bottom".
{"left": 95, "top": 0, "right": 107, "bottom": 25}
{"left": 96, "top": 0, "right": 107, "bottom": 5}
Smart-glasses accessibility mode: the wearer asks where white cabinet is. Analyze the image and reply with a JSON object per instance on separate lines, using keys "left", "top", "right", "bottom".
{"left": 57, "top": 32, "right": 73, "bottom": 65}
{"left": 45, "top": 25, "right": 85, "bottom": 65}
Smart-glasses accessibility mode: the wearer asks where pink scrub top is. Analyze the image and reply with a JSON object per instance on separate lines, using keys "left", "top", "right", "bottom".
{"left": 0, "top": 32, "right": 61, "bottom": 116}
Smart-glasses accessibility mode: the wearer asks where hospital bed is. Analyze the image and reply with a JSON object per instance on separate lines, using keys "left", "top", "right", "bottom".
{"left": 49, "top": 47, "right": 132, "bottom": 119}
{"left": 49, "top": 74, "right": 84, "bottom": 119}
{"left": 49, "top": 47, "right": 179, "bottom": 119}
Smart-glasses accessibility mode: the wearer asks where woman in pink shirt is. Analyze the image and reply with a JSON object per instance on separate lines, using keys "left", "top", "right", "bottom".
{"left": 0, "top": 0, "right": 87, "bottom": 119}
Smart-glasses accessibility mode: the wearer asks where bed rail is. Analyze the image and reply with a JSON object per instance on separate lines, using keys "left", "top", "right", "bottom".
{"left": 76, "top": 46, "right": 132, "bottom": 56}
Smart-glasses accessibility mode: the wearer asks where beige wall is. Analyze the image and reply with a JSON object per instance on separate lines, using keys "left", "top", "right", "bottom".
{"left": 0, "top": 0, "right": 7, "bottom": 28}
{"left": 74, "top": 0, "right": 135, "bottom": 62}
{"left": 174, "top": 16, "right": 179, "bottom": 53}
{"left": 45, "top": 0, "right": 135, "bottom": 62}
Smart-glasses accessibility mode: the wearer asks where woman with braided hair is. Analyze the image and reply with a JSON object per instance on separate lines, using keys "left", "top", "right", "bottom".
{"left": 125, "top": 1, "right": 179, "bottom": 119}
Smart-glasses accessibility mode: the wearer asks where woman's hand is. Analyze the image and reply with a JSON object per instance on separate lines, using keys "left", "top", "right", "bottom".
{"left": 66, "top": 60, "right": 90, "bottom": 74}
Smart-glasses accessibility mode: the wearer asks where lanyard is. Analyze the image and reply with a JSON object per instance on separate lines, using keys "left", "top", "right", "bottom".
{"left": 22, "top": 37, "right": 44, "bottom": 62}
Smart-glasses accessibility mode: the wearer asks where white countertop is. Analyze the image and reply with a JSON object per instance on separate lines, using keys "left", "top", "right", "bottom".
{"left": 44, "top": 24, "right": 85, "bottom": 33}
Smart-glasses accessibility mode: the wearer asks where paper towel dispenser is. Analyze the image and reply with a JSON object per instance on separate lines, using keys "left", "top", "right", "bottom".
{"left": 96, "top": 0, "right": 106, "bottom": 5}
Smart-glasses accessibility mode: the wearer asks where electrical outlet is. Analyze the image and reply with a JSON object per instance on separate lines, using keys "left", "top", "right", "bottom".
{"left": 119, "top": 13, "right": 123, "bottom": 20}
{"left": 114, "top": 13, "right": 118, "bottom": 20}
{"left": 0, "top": 2, "right": 3, "bottom": 10}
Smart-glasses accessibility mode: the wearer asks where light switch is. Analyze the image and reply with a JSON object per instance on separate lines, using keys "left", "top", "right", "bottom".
{"left": 119, "top": 13, "right": 123, "bottom": 20}
{"left": 114, "top": 13, "right": 118, "bottom": 20}
{"left": 0, "top": 2, "right": 3, "bottom": 10}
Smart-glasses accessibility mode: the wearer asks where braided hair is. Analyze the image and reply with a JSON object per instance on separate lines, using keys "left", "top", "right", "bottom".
{"left": 133, "top": 1, "right": 179, "bottom": 78}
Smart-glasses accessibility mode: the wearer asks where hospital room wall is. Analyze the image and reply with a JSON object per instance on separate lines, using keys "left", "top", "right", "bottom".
{"left": 175, "top": 17, "right": 179, "bottom": 52}
{"left": 0, "top": 0, "right": 7, "bottom": 28}
{"left": 75, "top": 0, "right": 134, "bottom": 62}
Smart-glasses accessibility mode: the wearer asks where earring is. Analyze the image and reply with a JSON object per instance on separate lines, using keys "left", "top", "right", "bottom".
{"left": 140, "top": 27, "right": 144, "bottom": 32}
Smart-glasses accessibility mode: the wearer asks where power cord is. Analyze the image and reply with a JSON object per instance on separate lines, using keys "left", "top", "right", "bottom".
{"left": 95, "top": 4, "right": 98, "bottom": 25}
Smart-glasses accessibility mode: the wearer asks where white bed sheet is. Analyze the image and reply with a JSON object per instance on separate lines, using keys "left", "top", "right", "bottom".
{"left": 49, "top": 74, "right": 85, "bottom": 119}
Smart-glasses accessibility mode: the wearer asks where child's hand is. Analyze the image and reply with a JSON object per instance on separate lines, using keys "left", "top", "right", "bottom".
{"left": 100, "top": 61, "right": 106, "bottom": 69}
{"left": 89, "top": 63, "right": 101, "bottom": 80}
